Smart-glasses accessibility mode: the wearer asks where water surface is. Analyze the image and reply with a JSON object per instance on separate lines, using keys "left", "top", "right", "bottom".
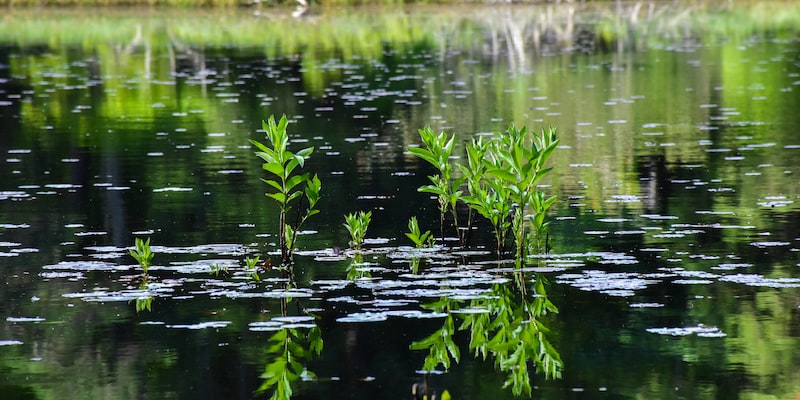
{"left": 1, "top": 3, "right": 800, "bottom": 399}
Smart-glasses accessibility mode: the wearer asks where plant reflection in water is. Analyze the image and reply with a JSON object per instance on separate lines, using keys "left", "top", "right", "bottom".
{"left": 134, "top": 276, "right": 154, "bottom": 313}
{"left": 346, "top": 253, "right": 372, "bottom": 281}
{"left": 257, "top": 278, "right": 323, "bottom": 400}
{"left": 411, "top": 270, "right": 562, "bottom": 397}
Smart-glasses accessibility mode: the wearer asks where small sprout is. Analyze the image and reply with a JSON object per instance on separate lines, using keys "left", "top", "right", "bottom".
{"left": 343, "top": 210, "right": 372, "bottom": 250}
{"left": 129, "top": 237, "right": 154, "bottom": 275}
{"left": 245, "top": 255, "right": 262, "bottom": 281}
{"left": 405, "top": 216, "right": 433, "bottom": 248}
{"left": 209, "top": 263, "right": 229, "bottom": 277}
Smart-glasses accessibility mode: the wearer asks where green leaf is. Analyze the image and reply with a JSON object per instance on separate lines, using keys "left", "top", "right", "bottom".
{"left": 286, "top": 190, "right": 302, "bottom": 202}
{"left": 285, "top": 174, "right": 306, "bottom": 192}
{"left": 285, "top": 158, "right": 300, "bottom": 176}
{"left": 407, "top": 147, "right": 439, "bottom": 167}
{"left": 267, "top": 192, "right": 286, "bottom": 204}
{"left": 262, "top": 161, "right": 285, "bottom": 177}
{"left": 418, "top": 184, "right": 447, "bottom": 196}
{"left": 485, "top": 168, "right": 518, "bottom": 183}
{"left": 296, "top": 146, "right": 314, "bottom": 161}
{"left": 262, "top": 179, "right": 283, "bottom": 192}
{"left": 250, "top": 138, "right": 271, "bottom": 153}
{"left": 305, "top": 174, "right": 321, "bottom": 206}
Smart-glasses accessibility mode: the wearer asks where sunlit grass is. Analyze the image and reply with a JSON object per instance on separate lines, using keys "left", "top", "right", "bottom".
{"left": 1, "top": 2, "right": 798, "bottom": 54}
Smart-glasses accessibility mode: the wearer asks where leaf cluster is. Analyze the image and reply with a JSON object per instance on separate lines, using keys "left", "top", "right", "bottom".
{"left": 408, "top": 123, "right": 559, "bottom": 261}
{"left": 408, "top": 126, "right": 466, "bottom": 245}
{"left": 405, "top": 216, "right": 434, "bottom": 248}
{"left": 251, "top": 115, "right": 322, "bottom": 264}
{"left": 245, "top": 255, "right": 262, "bottom": 281}
{"left": 343, "top": 210, "right": 371, "bottom": 250}
{"left": 129, "top": 237, "right": 154, "bottom": 275}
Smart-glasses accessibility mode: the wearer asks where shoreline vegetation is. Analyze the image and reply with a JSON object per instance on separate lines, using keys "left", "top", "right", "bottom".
{"left": 1, "top": 2, "right": 798, "bottom": 52}
{"left": 0, "top": 0, "right": 793, "bottom": 6}
{"left": 0, "top": 0, "right": 702, "bottom": 6}
{"left": 0, "top": 0, "right": 794, "bottom": 5}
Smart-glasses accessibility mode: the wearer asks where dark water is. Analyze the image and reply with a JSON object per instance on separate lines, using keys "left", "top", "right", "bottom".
{"left": 2, "top": 4, "right": 800, "bottom": 400}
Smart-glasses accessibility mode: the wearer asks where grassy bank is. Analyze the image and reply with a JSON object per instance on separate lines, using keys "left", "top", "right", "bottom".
{"left": 1, "top": 2, "right": 798, "bottom": 51}
{"left": 0, "top": 0, "right": 762, "bottom": 6}
{"left": 3, "top": 0, "right": 502, "bottom": 6}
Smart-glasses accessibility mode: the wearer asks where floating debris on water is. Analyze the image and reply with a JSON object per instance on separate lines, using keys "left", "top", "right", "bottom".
{"left": 153, "top": 187, "right": 193, "bottom": 192}
{"left": 750, "top": 241, "right": 791, "bottom": 248}
{"left": 629, "top": 303, "right": 665, "bottom": 308}
{"left": 556, "top": 270, "right": 661, "bottom": 297}
{"left": 337, "top": 312, "right": 389, "bottom": 323}
{"left": 6, "top": 317, "right": 46, "bottom": 323}
{"left": 646, "top": 324, "right": 726, "bottom": 337}
{"left": 166, "top": 321, "right": 231, "bottom": 329}
{"left": 719, "top": 274, "right": 800, "bottom": 288}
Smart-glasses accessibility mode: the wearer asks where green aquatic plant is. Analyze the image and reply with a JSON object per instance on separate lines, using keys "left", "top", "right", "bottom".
{"left": 482, "top": 124, "right": 558, "bottom": 261}
{"left": 409, "top": 123, "right": 559, "bottom": 262}
{"left": 251, "top": 114, "right": 322, "bottom": 265}
{"left": 343, "top": 210, "right": 372, "bottom": 250}
{"left": 408, "top": 126, "right": 466, "bottom": 246}
{"left": 478, "top": 123, "right": 558, "bottom": 261}
{"left": 460, "top": 136, "right": 511, "bottom": 257}
{"left": 405, "top": 216, "right": 434, "bottom": 248}
{"left": 129, "top": 237, "right": 154, "bottom": 275}
{"left": 464, "top": 124, "right": 558, "bottom": 261}
{"left": 245, "top": 255, "right": 263, "bottom": 282}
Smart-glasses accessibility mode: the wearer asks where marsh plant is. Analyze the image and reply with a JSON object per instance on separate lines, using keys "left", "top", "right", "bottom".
{"left": 128, "top": 238, "right": 155, "bottom": 312}
{"left": 480, "top": 124, "right": 558, "bottom": 260}
{"left": 343, "top": 210, "right": 372, "bottom": 250}
{"left": 245, "top": 255, "right": 263, "bottom": 281}
{"left": 409, "top": 124, "right": 559, "bottom": 261}
{"left": 407, "top": 126, "right": 467, "bottom": 246}
{"left": 405, "top": 216, "right": 434, "bottom": 248}
{"left": 129, "top": 237, "right": 154, "bottom": 275}
{"left": 251, "top": 114, "right": 322, "bottom": 265}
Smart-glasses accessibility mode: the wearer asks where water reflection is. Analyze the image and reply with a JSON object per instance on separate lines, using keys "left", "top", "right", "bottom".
{"left": 134, "top": 276, "right": 155, "bottom": 312}
{"left": 411, "top": 272, "right": 562, "bottom": 397}
{"left": 2, "top": 2, "right": 800, "bottom": 400}
{"left": 255, "top": 289, "right": 323, "bottom": 400}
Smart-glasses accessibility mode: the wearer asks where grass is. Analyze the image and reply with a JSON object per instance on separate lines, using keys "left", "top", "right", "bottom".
{"left": 2, "top": 3, "right": 799, "bottom": 59}
{"left": 1, "top": 0, "right": 572, "bottom": 6}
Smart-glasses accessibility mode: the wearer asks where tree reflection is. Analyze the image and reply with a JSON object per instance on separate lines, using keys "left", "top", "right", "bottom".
{"left": 411, "top": 272, "right": 562, "bottom": 397}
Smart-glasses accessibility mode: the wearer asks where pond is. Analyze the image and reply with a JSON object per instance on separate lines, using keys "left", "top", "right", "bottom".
{"left": 1, "top": 2, "right": 800, "bottom": 399}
